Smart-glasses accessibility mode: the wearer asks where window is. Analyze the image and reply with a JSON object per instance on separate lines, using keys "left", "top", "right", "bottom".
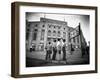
{"left": 41, "top": 29, "right": 45, "bottom": 40}
{"left": 42, "top": 24, "right": 45, "bottom": 27}
{"left": 77, "top": 36, "right": 79, "bottom": 43}
{"left": 68, "top": 33, "right": 71, "bottom": 42}
{"left": 39, "top": 43, "right": 44, "bottom": 51}
{"left": 58, "top": 31, "right": 61, "bottom": 37}
{"left": 48, "top": 25, "right": 51, "bottom": 28}
{"left": 32, "top": 44, "right": 36, "bottom": 51}
{"left": 26, "top": 28, "right": 30, "bottom": 40}
{"left": 35, "top": 24, "right": 38, "bottom": 27}
{"left": 70, "top": 32, "right": 73, "bottom": 38}
{"left": 32, "top": 29, "right": 38, "bottom": 40}
{"left": 26, "top": 32, "right": 29, "bottom": 40}
{"left": 33, "top": 32, "right": 37, "bottom": 40}
{"left": 73, "top": 37, "right": 75, "bottom": 43}
{"left": 54, "top": 26, "right": 56, "bottom": 28}
{"left": 63, "top": 32, "right": 66, "bottom": 38}
{"left": 53, "top": 31, "right": 56, "bottom": 36}
{"left": 34, "top": 29, "right": 37, "bottom": 31}
{"left": 58, "top": 26, "right": 61, "bottom": 29}
{"left": 26, "top": 28, "right": 30, "bottom": 32}
{"left": 41, "top": 43, "right": 44, "bottom": 51}
{"left": 48, "top": 30, "right": 51, "bottom": 36}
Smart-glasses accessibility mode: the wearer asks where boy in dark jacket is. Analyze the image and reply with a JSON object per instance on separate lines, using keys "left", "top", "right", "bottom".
{"left": 52, "top": 40, "right": 57, "bottom": 60}
{"left": 62, "top": 39, "right": 66, "bottom": 61}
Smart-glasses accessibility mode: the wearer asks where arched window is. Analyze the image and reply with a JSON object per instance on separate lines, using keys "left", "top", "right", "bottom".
{"left": 53, "top": 30, "right": 56, "bottom": 36}
{"left": 42, "top": 24, "right": 45, "bottom": 27}
{"left": 58, "top": 31, "right": 61, "bottom": 37}
{"left": 54, "top": 26, "right": 56, "bottom": 28}
{"left": 63, "top": 32, "right": 66, "bottom": 38}
{"left": 48, "top": 24, "right": 51, "bottom": 28}
{"left": 58, "top": 26, "right": 61, "bottom": 29}
{"left": 48, "top": 30, "right": 51, "bottom": 36}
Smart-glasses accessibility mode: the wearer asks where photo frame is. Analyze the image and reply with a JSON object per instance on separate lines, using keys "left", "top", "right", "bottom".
{"left": 11, "top": 2, "right": 98, "bottom": 78}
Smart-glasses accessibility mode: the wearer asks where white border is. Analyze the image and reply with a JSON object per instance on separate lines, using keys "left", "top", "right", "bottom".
{"left": 19, "top": 6, "right": 95, "bottom": 74}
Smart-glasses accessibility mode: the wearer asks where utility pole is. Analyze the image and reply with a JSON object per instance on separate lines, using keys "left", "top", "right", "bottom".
{"left": 78, "top": 23, "right": 83, "bottom": 57}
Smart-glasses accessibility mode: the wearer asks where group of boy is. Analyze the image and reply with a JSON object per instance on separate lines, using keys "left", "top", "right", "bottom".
{"left": 45, "top": 39, "right": 67, "bottom": 63}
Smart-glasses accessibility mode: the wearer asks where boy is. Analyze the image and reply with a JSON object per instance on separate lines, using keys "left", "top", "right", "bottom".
{"left": 62, "top": 39, "right": 67, "bottom": 61}
{"left": 52, "top": 40, "right": 57, "bottom": 60}
{"left": 57, "top": 39, "right": 62, "bottom": 62}
{"left": 45, "top": 42, "right": 52, "bottom": 62}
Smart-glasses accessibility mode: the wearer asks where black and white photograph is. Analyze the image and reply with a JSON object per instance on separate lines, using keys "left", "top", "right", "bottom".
{"left": 11, "top": 2, "right": 97, "bottom": 77}
{"left": 26, "top": 13, "right": 90, "bottom": 67}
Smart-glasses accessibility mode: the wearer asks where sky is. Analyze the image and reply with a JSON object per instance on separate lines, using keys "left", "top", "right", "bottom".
{"left": 26, "top": 12, "right": 90, "bottom": 44}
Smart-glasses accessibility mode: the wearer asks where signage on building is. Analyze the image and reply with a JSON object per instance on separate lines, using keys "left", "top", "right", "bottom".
{"left": 70, "top": 26, "right": 80, "bottom": 38}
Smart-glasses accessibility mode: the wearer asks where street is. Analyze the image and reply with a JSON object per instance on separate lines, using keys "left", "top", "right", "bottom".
{"left": 26, "top": 49, "right": 89, "bottom": 67}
